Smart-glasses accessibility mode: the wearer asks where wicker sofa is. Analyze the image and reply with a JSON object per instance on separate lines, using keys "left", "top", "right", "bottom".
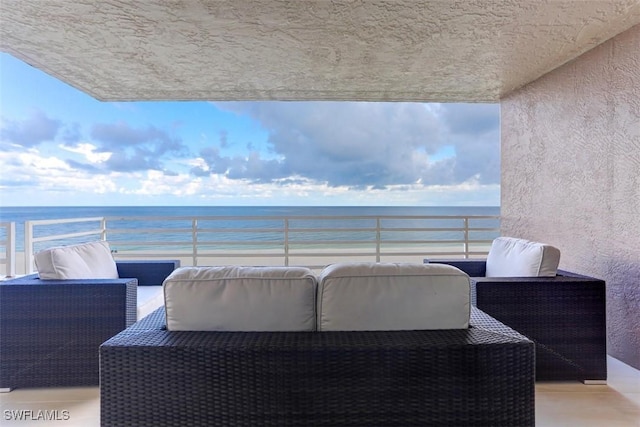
{"left": 100, "top": 263, "right": 535, "bottom": 426}
{"left": 0, "top": 259, "right": 179, "bottom": 391}
{"left": 427, "top": 237, "right": 607, "bottom": 383}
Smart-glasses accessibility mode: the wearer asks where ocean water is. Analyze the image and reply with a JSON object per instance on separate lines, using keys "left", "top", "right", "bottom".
{"left": 0, "top": 206, "right": 500, "bottom": 252}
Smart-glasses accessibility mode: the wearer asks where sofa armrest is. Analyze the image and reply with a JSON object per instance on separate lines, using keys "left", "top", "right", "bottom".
{"left": 420, "top": 262, "right": 607, "bottom": 382}
{"left": 424, "top": 258, "right": 487, "bottom": 276}
{"left": 116, "top": 260, "right": 180, "bottom": 286}
{"left": 0, "top": 275, "right": 137, "bottom": 389}
{"left": 470, "top": 273, "right": 607, "bottom": 381}
{"left": 470, "top": 274, "right": 606, "bottom": 316}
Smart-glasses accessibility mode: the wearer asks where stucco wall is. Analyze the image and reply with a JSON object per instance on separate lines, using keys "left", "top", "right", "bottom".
{"left": 500, "top": 24, "right": 640, "bottom": 369}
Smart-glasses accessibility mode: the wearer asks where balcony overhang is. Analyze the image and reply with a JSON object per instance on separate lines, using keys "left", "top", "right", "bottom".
{"left": 1, "top": 1, "right": 639, "bottom": 102}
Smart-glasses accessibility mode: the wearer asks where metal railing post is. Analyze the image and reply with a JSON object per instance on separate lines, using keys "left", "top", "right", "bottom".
{"left": 7, "top": 222, "right": 15, "bottom": 277}
{"left": 375, "top": 218, "right": 381, "bottom": 263}
{"left": 25, "top": 221, "right": 34, "bottom": 274}
{"left": 192, "top": 218, "right": 198, "bottom": 266}
{"left": 284, "top": 219, "right": 289, "bottom": 266}
{"left": 101, "top": 217, "right": 108, "bottom": 241}
{"left": 463, "top": 217, "right": 470, "bottom": 259}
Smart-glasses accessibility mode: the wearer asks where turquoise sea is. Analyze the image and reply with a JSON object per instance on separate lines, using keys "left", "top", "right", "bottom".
{"left": 0, "top": 206, "right": 500, "bottom": 252}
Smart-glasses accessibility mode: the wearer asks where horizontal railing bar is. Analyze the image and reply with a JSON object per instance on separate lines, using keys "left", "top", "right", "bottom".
{"left": 287, "top": 243, "right": 376, "bottom": 247}
{"left": 378, "top": 227, "right": 489, "bottom": 232}
{"left": 286, "top": 240, "right": 376, "bottom": 244}
{"left": 106, "top": 228, "right": 194, "bottom": 234}
{"left": 104, "top": 214, "right": 499, "bottom": 221}
{"left": 113, "top": 252, "right": 204, "bottom": 258}
{"left": 377, "top": 252, "right": 487, "bottom": 257}
{"left": 197, "top": 228, "right": 287, "bottom": 233}
{"left": 198, "top": 227, "right": 488, "bottom": 232}
{"left": 107, "top": 232, "right": 491, "bottom": 239}
{"left": 111, "top": 241, "right": 490, "bottom": 253}
{"left": 188, "top": 253, "right": 285, "bottom": 258}
{"left": 32, "top": 230, "right": 103, "bottom": 243}
{"left": 284, "top": 253, "right": 380, "bottom": 257}
{"left": 196, "top": 240, "right": 284, "bottom": 246}
{"left": 107, "top": 234, "right": 497, "bottom": 243}
{"left": 109, "top": 243, "right": 409, "bottom": 247}
{"left": 197, "top": 252, "right": 380, "bottom": 258}
{"left": 110, "top": 240, "right": 483, "bottom": 247}
{"left": 115, "top": 252, "right": 280, "bottom": 257}
{"left": 110, "top": 242, "right": 196, "bottom": 247}
{"left": 112, "top": 253, "right": 291, "bottom": 258}
{"left": 288, "top": 228, "right": 493, "bottom": 233}
{"left": 113, "top": 250, "right": 489, "bottom": 256}
{"left": 379, "top": 240, "right": 484, "bottom": 245}
{"left": 29, "top": 217, "right": 104, "bottom": 225}
{"left": 282, "top": 227, "right": 379, "bottom": 232}
{"left": 223, "top": 227, "right": 479, "bottom": 235}
{"left": 32, "top": 230, "right": 497, "bottom": 239}
{"left": 429, "top": 251, "right": 490, "bottom": 255}
{"left": 195, "top": 227, "right": 498, "bottom": 233}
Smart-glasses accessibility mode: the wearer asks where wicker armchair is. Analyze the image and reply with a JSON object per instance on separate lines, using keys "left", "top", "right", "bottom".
{"left": 0, "top": 260, "right": 179, "bottom": 391}
{"left": 426, "top": 258, "right": 607, "bottom": 382}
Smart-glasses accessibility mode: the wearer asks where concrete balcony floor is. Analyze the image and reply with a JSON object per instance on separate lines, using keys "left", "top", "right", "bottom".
{"left": 1, "top": 356, "right": 638, "bottom": 426}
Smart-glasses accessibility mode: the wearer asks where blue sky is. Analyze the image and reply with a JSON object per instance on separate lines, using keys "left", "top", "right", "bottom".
{"left": 0, "top": 53, "right": 500, "bottom": 206}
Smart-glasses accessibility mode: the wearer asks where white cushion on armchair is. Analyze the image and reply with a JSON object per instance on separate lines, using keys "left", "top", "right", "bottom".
{"left": 34, "top": 240, "right": 119, "bottom": 280}
{"left": 486, "top": 237, "right": 561, "bottom": 277}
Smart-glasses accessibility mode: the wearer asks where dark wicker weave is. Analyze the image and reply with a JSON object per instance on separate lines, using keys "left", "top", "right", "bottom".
{"left": 427, "top": 259, "right": 607, "bottom": 382}
{"left": 0, "top": 260, "right": 179, "bottom": 391}
{"left": 100, "top": 307, "right": 535, "bottom": 427}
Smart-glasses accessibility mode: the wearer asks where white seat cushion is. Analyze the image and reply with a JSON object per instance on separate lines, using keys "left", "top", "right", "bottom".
{"left": 317, "top": 262, "right": 470, "bottom": 331}
{"left": 486, "top": 237, "right": 561, "bottom": 277}
{"left": 163, "top": 266, "right": 317, "bottom": 331}
{"left": 34, "top": 240, "right": 119, "bottom": 280}
{"left": 137, "top": 286, "right": 164, "bottom": 320}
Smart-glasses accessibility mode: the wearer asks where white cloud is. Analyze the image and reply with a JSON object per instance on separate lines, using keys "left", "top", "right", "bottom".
{"left": 127, "top": 170, "right": 203, "bottom": 197}
{"left": 208, "top": 102, "right": 500, "bottom": 188}
{"left": 8, "top": 149, "right": 73, "bottom": 174}
{"left": 60, "top": 142, "right": 112, "bottom": 163}
{"left": 0, "top": 144, "right": 499, "bottom": 206}
{"left": 0, "top": 149, "right": 116, "bottom": 197}
{"left": 1, "top": 98, "right": 500, "bottom": 206}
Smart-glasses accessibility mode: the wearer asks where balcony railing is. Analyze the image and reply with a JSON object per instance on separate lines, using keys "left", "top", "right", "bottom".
{"left": 0, "top": 222, "right": 16, "bottom": 278}
{"left": 22, "top": 214, "right": 500, "bottom": 273}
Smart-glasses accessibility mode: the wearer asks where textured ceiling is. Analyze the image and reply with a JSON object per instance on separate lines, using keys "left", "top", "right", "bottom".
{"left": 1, "top": 0, "right": 639, "bottom": 102}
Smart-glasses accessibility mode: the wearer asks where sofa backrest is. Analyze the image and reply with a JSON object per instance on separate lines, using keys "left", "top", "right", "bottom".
{"left": 317, "top": 262, "right": 470, "bottom": 331}
{"left": 486, "top": 237, "right": 561, "bottom": 277}
{"left": 163, "top": 266, "right": 317, "bottom": 331}
{"left": 34, "top": 240, "right": 119, "bottom": 280}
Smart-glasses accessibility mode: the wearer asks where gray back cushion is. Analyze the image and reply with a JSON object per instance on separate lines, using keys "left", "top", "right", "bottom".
{"left": 317, "top": 262, "right": 470, "bottom": 331}
{"left": 164, "top": 266, "right": 317, "bottom": 331}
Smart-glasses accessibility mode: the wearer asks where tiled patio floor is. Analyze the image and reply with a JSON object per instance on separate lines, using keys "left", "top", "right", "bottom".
{"left": 1, "top": 356, "right": 638, "bottom": 426}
